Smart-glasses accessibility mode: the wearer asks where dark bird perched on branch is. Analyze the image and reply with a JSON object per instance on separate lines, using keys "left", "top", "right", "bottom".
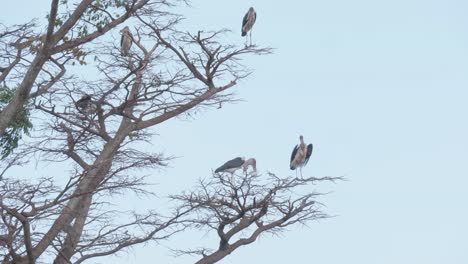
{"left": 75, "top": 94, "right": 97, "bottom": 115}
{"left": 215, "top": 157, "right": 257, "bottom": 175}
{"left": 120, "top": 26, "right": 133, "bottom": 56}
{"left": 241, "top": 7, "right": 257, "bottom": 46}
{"left": 290, "top": 135, "right": 313, "bottom": 176}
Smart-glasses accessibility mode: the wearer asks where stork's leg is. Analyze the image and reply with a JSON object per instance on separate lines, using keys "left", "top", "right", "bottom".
{"left": 249, "top": 30, "right": 252, "bottom": 46}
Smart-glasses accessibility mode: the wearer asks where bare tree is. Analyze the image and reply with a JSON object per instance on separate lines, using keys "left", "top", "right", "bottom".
{"left": 0, "top": 0, "right": 150, "bottom": 137}
{"left": 0, "top": 1, "right": 340, "bottom": 264}
{"left": 171, "top": 173, "right": 342, "bottom": 264}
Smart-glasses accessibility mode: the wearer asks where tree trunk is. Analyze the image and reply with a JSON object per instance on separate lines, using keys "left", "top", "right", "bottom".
{"left": 53, "top": 195, "right": 92, "bottom": 264}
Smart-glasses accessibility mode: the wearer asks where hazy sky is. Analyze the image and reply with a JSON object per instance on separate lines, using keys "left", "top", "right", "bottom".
{"left": 2, "top": 0, "right": 468, "bottom": 263}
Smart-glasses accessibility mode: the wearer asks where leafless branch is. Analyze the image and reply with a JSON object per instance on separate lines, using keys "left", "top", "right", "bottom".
{"left": 170, "top": 172, "right": 342, "bottom": 264}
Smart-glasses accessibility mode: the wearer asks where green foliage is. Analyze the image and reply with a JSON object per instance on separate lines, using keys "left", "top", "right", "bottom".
{"left": 71, "top": 0, "right": 127, "bottom": 38}
{"left": 0, "top": 86, "right": 33, "bottom": 159}
{"left": 46, "top": 0, "right": 127, "bottom": 38}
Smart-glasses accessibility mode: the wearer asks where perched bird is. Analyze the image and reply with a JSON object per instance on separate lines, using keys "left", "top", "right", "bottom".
{"left": 290, "top": 135, "right": 313, "bottom": 176}
{"left": 75, "top": 94, "right": 97, "bottom": 115}
{"left": 241, "top": 7, "right": 257, "bottom": 46}
{"left": 215, "top": 157, "right": 257, "bottom": 175}
{"left": 120, "top": 26, "right": 133, "bottom": 56}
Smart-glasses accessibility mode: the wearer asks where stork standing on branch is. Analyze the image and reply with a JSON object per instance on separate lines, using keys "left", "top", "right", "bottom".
{"left": 215, "top": 157, "right": 257, "bottom": 175}
{"left": 75, "top": 94, "right": 97, "bottom": 115}
{"left": 241, "top": 7, "right": 257, "bottom": 46}
{"left": 120, "top": 26, "right": 133, "bottom": 56}
{"left": 290, "top": 135, "right": 313, "bottom": 177}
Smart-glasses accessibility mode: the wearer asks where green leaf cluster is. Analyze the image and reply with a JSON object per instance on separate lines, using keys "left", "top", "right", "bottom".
{"left": 0, "top": 86, "right": 33, "bottom": 159}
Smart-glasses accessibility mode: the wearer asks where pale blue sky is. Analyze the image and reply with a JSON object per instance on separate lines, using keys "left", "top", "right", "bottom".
{"left": 2, "top": 0, "right": 468, "bottom": 263}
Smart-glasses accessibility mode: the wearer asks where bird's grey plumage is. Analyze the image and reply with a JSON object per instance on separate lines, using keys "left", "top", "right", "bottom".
{"left": 241, "top": 7, "right": 256, "bottom": 46}
{"left": 290, "top": 145, "right": 299, "bottom": 170}
{"left": 290, "top": 136, "right": 313, "bottom": 172}
{"left": 304, "top": 144, "right": 313, "bottom": 166}
{"left": 75, "top": 94, "right": 97, "bottom": 115}
{"left": 241, "top": 7, "right": 256, "bottom": 36}
{"left": 120, "top": 26, "right": 133, "bottom": 56}
{"left": 215, "top": 157, "right": 245, "bottom": 173}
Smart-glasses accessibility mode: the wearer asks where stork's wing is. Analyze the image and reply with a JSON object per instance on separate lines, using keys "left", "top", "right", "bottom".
{"left": 120, "top": 32, "right": 126, "bottom": 48}
{"left": 241, "top": 12, "right": 249, "bottom": 35}
{"left": 75, "top": 96, "right": 89, "bottom": 109}
{"left": 76, "top": 96, "right": 89, "bottom": 104}
{"left": 215, "top": 157, "right": 244, "bottom": 173}
{"left": 242, "top": 12, "right": 249, "bottom": 28}
{"left": 289, "top": 145, "right": 299, "bottom": 164}
{"left": 304, "top": 144, "right": 313, "bottom": 166}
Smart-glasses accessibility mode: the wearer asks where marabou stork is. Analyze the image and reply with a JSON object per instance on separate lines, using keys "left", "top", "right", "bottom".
{"left": 290, "top": 135, "right": 313, "bottom": 177}
{"left": 215, "top": 157, "right": 257, "bottom": 175}
{"left": 75, "top": 94, "right": 97, "bottom": 115}
{"left": 120, "top": 26, "right": 133, "bottom": 56}
{"left": 241, "top": 7, "right": 257, "bottom": 46}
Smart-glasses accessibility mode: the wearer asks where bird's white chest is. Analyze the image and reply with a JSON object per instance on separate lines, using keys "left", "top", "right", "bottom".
{"left": 295, "top": 146, "right": 307, "bottom": 161}
{"left": 225, "top": 167, "right": 241, "bottom": 173}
